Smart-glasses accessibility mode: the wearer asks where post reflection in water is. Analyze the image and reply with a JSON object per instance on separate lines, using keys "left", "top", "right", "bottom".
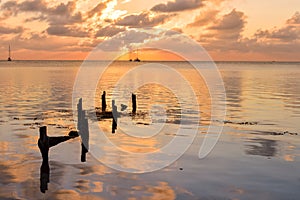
{"left": 38, "top": 126, "right": 78, "bottom": 193}
{"left": 245, "top": 138, "right": 277, "bottom": 157}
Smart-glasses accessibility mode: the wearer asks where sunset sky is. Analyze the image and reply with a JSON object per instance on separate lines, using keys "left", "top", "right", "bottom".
{"left": 0, "top": 0, "right": 299, "bottom": 61}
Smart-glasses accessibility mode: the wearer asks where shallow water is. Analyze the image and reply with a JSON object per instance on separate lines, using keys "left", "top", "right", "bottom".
{"left": 0, "top": 60, "right": 299, "bottom": 199}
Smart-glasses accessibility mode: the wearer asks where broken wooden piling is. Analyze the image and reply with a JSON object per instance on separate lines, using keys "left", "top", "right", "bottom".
{"left": 132, "top": 93, "right": 137, "bottom": 114}
{"left": 38, "top": 126, "right": 78, "bottom": 193}
{"left": 112, "top": 100, "right": 117, "bottom": 133}
{"left": 38, "top": 126, "right": 49, "bottom": 161}
{"left": 77, "top": 98, "right": 89, "bottom": 162}
{"left": 102, "top": 91, "right": 107, "bottom": 112}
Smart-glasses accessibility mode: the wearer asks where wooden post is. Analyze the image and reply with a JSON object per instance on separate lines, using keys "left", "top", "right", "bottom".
{"left": 81, "top": 111, "right": 89, "bottom": 162}
{"left": 77, "top": 98, "right": 89, "bottom": 162}
{"left": 101, "top": 91, "right": 107, "bottom": 112}
{"left": 112, "top": 100, "right": 117, "bottom": 133}
{"left": 77, "top": 98, "right": 82, "bottom": 131}
{"left": 38, "top": 126, "right": 49, "bottom": 161}
{"left": 37, "top": 126, "right": 79, "bottom": 193}
{"left": 38, "top": 126, "right": 50, "bottom": 193}
{"left": 132, "top": 93, "right": 137, "bottom": 114}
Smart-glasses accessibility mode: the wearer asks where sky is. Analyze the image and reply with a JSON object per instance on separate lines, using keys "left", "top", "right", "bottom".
{"left": 0, "top": 0, "right": 299, "bottom": 61}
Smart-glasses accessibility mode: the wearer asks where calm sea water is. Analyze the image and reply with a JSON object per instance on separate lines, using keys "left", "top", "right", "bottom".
{"left": 0, "top": 60, "right": 299, "bottom": 199}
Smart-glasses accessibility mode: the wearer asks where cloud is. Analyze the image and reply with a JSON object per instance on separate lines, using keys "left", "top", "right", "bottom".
{"left": 254, "top": 27, "right": 299, "bottom": 42}
{"left": 1, "top": 0, "right": 84, "bottom": 25}
{"left": 96, "top": 28, "right": 205, "bottom": 61}
{"left": 115, "top": 11, "right": 173, "bottom": 27}
{"left": 0, "top": 0, "right": 89, "bottom": 39}
{"left": 145, "top": 33, "right": 202, "bottom": 55}
{"left": 1, "top": 32, "right": 82, "bottom": 52}
{"left": 190, "top": 10, "right": 300, "bottom": 60}
{"left": 18, "top": 0, "right": 47, "bottom": 12}
{"left": 43, "top": 1, "right": 84, "bottom": 25}
{"left": 251, "top": 12, "right": 300, "bottom": 45}
{"left": 185, "top": 0, "right": 227, "bottom": 27}
{"left": 210, "top": 9, "right": 245, "bottom": 31}
{"left": 0, "top": 25, "right": 23, "bottom": 34}
{"left": 286, "top": 12, "right": 300, "bottom": 25}
{"left": 197, "top": 9, "right": 246, "bottom": 44}
{"left": 188, "top": 9, "right": 247, "bottom": 52}
{"left": 47, "top": 25, "right": 90, "bottom": 37}
{"left": 151, "top": 0, "right": 202, "bottom": 12}
{"left": 95, "top": 26, "right": 126, "bottom": 37}
{"left": 121, "top": 0, "right": 131, "bottom": 3}
{"left": 163, "top": 27, "right": 183, "bottom": 36}
{"left": 1, "top": 0, "right": 47, "bottom": 16}
{"left": 47, "top": 11, "right": 83, "bottom": 25}
{"left": 187, "top": 9, "right": 219, "bottom": 27}
{"left": 1, "top": 0, "right": 298, "bottom": 61}
{"left": 86, "top": 2, "right": 107, "bottom": 18}
{"left": 0, "top": 1, "right": 18, "bottom": 19}
{"left": 49, "top": 1, "right": 76, "bottom": 15}
{"left": 98, "top": 29, "right": 153, "bottom": 51}
{"left": 24, "top": 15, "right": 47, "bottom": 22}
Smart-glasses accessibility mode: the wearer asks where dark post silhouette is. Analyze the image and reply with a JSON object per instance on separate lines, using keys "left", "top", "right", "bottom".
{"left": 38, "top": 126, "right": 49, "bottom": 193}
{"left": 81, "top": 111, "right": 89, "bottom": 162}
{"left": 102, "top": 91, "right": 107, "bottom": 112}
{"left": 132, "top": 93, "right": 137, "bottom": 114}
{"left": 38, "top": 126, "right": 78, "bottom": 193}
{"left": 112, "top": 100, "right": 118, "bottom": 133}
{"left": 38, "top": 126, "right": 49, "bottom": 160}
{"left": 77, "top": 98, "right": 82, "bottom": 131}
{"left": 77, "top": 98, "right": 89, "bottom": 162}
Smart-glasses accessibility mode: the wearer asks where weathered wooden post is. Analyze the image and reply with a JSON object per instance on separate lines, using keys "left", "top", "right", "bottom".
{"left": 132, "top": 93, "right": 137, "bottom": 114}
{"left": 80, "top": 111, "right": 89, "bottom": 162}
{"left": 37, "top": 126, "right": 79, "bottom": 193}
{"left": 77, "top": 98, "right": 82, "bottom": 131}
{"left": 112, "top": 100, "right": 117, "bottom": 133}
{"left": 101, "top": 91, "right": 107, "bottom": 112}
{"left": 38, "top": 126, "right": 49, "bottom": 193}
{"left": 38, "top": 126, "right": 49, "bottom": 161}
{"left": 77, "top": 98, "right": 89, "bottom": 162}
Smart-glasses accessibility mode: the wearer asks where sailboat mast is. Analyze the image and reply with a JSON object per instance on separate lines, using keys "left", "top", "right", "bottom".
{"left": 7, "top": 45, "right": 12, "bottom": 61}
{"left": 133, "top": 48, "right": 141, "bottom": 62}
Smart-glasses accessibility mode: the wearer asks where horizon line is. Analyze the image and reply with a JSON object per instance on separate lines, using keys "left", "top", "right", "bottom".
{"left": 1, "top": 59, "right": 300, "bottom": 63}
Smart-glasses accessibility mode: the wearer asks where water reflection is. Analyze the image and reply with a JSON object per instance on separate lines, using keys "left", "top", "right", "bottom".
{"left": 0, "top": 61, "right": 300, "bottom": 199}
{"left": 219, "top": 62, "right": 300, "bottom": 131}
{"left": 130, "top": 182, "right": 176, "bottom": 199}
{"left": 245, "top": 138, "right": 277, "bottom": 157}
{"left": 222, "top": 70, "right": 243, "bottom": 109}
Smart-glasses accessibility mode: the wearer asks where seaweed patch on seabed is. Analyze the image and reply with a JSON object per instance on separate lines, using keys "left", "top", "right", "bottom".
{"left": 252, "top": 130, "right": 298, "bottom": 136}
{"left": 87, "top": 108, "right": 150, "bottom": 121}
{"left": 23, "top": 122, "right": 73, "bottom": 130}
{"left": 222, "top": 120, "right": 259, "bottom": 125}
{"left": 92, "top": 109, "right": 185, "bottom": 125}
{"left": 0, "top": 120, "right": 8, "bottom": 125}
{"left": 218, "top": 120, "right": 299, "bottom": 136}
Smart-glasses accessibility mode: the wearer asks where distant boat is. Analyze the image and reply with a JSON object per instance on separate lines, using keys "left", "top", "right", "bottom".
{"left": 133, "top": 49, "right": 141, "bottom": 62}
{"left": 134, "top": 57, "right": 140, "bottom": 62}
{"left": 7, "top": 45, "right": 12, "bottom": 61}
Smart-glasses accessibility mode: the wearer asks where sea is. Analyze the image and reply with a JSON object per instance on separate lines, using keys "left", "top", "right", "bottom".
{"left": 0, "top": 60, "right": 299, "bottom": 199}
